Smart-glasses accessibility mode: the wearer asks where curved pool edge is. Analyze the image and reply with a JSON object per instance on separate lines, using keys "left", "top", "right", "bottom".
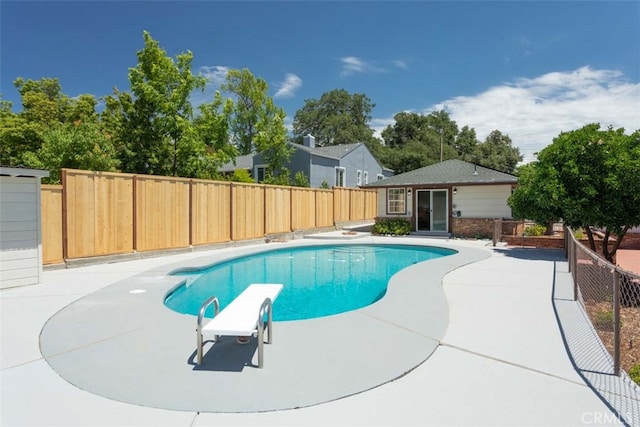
{"left": 39, "top": 238, "right": 490, "bottom": 413}
{"left": 163, "top": 243, "right": 458, "bottom": 321}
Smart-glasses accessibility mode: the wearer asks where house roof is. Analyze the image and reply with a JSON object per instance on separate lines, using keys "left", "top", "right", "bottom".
{"left": 218, "top": 142, "right": 388, "bottom": 174}
{"left": 218, "top": 154, "right": 254, "bottom": 173}
{"left": 364, "top": 159, "right": 517, "bottom": 187}
{"left": 291, "top": 142, "right": 362, "bottom": 160}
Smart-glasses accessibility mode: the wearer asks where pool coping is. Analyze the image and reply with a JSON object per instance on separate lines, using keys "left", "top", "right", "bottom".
{"left": 39, "top": 237, "right": 490, "bottom": 413}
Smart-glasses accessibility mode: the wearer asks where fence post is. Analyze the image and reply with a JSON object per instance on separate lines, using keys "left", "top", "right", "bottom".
{"left": 613, "top": 270, "right": 621, "bottom": 376}
{"left": 61, "top": 169, "right": 68, "bottom": 261}
{"left": 572, "top": 239, "right": 578, "bottom": 301}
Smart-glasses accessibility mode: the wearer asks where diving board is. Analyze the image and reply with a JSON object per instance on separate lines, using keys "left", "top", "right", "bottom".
{"left": 196, "top": 283, "right": 283, "bottom": 368}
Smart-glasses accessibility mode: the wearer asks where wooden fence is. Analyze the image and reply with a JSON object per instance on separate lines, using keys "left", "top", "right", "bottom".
{"left": 40, "top": 169, "right": 378, "bottom": 264}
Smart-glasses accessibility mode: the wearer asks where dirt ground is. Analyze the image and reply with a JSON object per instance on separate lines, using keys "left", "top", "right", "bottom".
{"left": 584, "top": 301, "right": 640, "bottom": 375}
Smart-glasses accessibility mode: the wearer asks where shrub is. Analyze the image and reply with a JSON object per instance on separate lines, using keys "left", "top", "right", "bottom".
{"left": 372, "top": 218, "right": 411, "bottom": 236}
{"left": 292, "top": 171, "right": 310, "bottom": 187}
{"left": 230, "top": 169, "right": 254, "bottom": 183}
{"left": 629, "top": 364, "right": 640, "bottom": 386}
{"left": 319, "top": 180, "right": 330, "bottom": 189}
{"left": 523, "top": 224, "right": 547, "bottom": 237}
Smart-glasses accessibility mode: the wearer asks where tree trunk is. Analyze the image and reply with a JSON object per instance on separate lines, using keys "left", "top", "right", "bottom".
{"left": 545, "top": 222, "right": 555, "bottom": 235}
{"left": 585, "top": 227, "right": 597, "bottom": 252}
{"left": 603, "top": 226, "right": 629, "bottom": 263}
{"left": 602, "top": 229, "right": 613, "bottom": 262}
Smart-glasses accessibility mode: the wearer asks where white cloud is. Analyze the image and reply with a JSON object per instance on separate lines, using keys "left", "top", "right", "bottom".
{"left": 393, "top": 59, "right": 409, "bottom": 70}
{"left": 188, "top": 66, "right": 230, "bottom": 108}
{"left": 274, "top": 73, "right": 302, "bottom": 99}
{"left": 339, "top": 56, "right": 383, "bottom": 77}
{"left": 199, "top": 65, "right": 229, "bottom": 86}
{"left": 428, "top": 66, "right": 640, "bottom": 163}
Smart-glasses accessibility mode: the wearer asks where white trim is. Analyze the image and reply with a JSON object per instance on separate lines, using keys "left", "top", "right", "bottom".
{"left": 335, "top": 167, "right": 346, "bottom": 187}
{"left": 0, "top": 167, "right": 49, "bottom": 178}
{"left": 387, "top": 188, "right": 406, "bottom": 214}
{"left": 356, "top": 170, "right": 362, "bottom": 186}
{"left": 254, "top": 164, "right": 268, "bottom": 182}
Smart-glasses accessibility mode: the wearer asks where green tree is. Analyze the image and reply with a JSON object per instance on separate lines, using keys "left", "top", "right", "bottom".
{"left": 379, "top": 110, "right": 459, "bottom": 171}
{"left": 2, "top": 79, "right": 106, "bottom": 167}
{"left": 192, "top": 91, "right": 238, "bottom": 178}
{"left": 222, "top": 68, "right": 292, "bottom": 176}
{"left": 381, "top": 111, "right": 429, "bottom": 148}
{"left": 425, "top": 110, "right": 459, "bottom": 161}
{"left": 508, "top": 162, "right": 563, "bottom": 228}
{"left": 0, "top": 98, "right": 42, "bottom": 166}
{"left": 13, "top": 77, "right": 72, "bottom": 126}
{"left": 22, "top": 122, "right": 119, "bottom": 183}
{"left": 292, "top": 89, "right": 377, "bottom": 146}
{"left": 508, "top": 124, "right": 640, "bottom": 261}
{"left": 254, "top": 98, "right": 292, "bottom": 181}
{"left": 107, "top": 31, "right": 207, "bottom": 177}
{"left": 455, "top": 126, "right": 479, "bottom": 161}
{"left": 473, "top": 130, "right": 522, "bottom": 173}
{"left": 222, "top": 68, "right": 268, "bottom": 155}
{"left": 292, "top": 171, "right": 310, "bottom": 187}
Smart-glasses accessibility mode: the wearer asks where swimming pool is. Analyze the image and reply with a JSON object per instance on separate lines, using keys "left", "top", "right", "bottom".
{"left": 165, "top": 244, "right": 455, "bottom": 321}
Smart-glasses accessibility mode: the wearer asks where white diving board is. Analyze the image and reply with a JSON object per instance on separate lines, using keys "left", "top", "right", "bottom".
{"left": 196, "top": 283, "right": 283, "bottom": 368}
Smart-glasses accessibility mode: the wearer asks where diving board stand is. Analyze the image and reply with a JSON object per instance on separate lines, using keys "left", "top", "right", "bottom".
{"left": 196, "top": 283, "right": 283, "bottom": 368}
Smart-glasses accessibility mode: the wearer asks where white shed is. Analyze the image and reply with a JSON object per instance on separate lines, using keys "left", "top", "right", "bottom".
{"left": 1, "top": 167, "right": 50, "bottom": 289}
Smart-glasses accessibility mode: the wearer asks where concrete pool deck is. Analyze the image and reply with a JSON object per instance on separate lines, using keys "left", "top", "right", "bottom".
{"left": 1, "top": 235, "right": 639, "bottom": 425}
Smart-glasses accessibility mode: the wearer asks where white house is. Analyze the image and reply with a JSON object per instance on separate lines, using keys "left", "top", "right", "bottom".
{"left": 0, "top": 167, "right": 49, "bottom": 288}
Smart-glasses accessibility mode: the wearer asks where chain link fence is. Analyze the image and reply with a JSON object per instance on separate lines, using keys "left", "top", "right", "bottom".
{"left": 565, "top": 227, "right": 640, "bottom": 375}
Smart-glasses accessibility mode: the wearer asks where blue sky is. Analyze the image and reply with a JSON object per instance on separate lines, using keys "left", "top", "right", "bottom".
{"left": 2, "top": 1, "right": 639, "bottom": 163}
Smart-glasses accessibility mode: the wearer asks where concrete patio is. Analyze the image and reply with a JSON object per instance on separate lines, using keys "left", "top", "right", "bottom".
{"left": 1, "top": 235, "right": 638, "bottom": 426}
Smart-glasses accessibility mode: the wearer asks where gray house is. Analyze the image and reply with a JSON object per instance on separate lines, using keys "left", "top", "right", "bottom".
{"left": 220, "top": 135, "right": 393, "bottom": 188}
{"left": 364, "top": 159, "right": 518, "bottom": 237}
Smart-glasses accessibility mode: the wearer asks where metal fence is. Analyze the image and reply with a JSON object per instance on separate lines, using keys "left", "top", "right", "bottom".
{"left": 565, "top": 227, "right": 640, "bottom": 375}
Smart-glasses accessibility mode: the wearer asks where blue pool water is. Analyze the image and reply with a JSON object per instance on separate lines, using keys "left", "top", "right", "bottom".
{"left": 164, "top": 244, "right": 455, "bottom": 321}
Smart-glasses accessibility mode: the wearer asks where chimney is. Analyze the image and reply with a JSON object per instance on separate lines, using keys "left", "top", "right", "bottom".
{"left": 303, "top": 134, "right": 315, "bottom": 148}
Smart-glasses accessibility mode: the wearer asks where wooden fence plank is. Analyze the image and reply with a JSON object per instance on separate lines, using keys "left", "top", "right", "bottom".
{"left": 42, "top": 170, "right": 378, "bottom": 261}
{"left": 41, "top": 185, "right": 63, "bottom": 264}
{"left": 191, "top": 180, "right": 231, "bottom": 245}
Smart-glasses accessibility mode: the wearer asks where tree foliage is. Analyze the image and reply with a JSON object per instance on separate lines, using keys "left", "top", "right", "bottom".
{"left": 292, "top": 89, "right": 377, "bottom": 146}
{"left": 508, "top": 124, "right": 640, "bottom": 261}
{"left": 22, "top": 122, "right": 119, "bottom": 183}
{"left": 105, "top": 31, "right": 208, "bottom": 177}
{"left": 473, "top": 130, "right": 522, "bottom": 173}
{"left": 222, "top": 68, "right": 269, "bottom": 155}
{"left": 378, "top": 110, "right": 460, "bottom": 173}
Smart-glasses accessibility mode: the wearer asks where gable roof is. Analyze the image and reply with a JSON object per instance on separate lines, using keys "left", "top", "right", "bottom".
{"left": 218, "top": 142, "right": 365, "bottom": 172}
{"left": 364, "top": 159, "right": 517, "bottom": 187}
{"left": 291, "top": 142, "right": 362, "bottom": 160}
{"left": 218, "top": 154, "right": 254, "bottom": 173}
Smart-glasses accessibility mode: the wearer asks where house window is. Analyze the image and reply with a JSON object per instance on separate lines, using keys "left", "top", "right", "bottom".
{"left": 364, "top": 171, "right": 368, "bottom": 184}
{"left": 356, "top": 170, "right": 362, "bottom": 186}
{"left": 255, "top": 165, "right": 267, "bottom": 182}
{"left": 377, "top": 174, "right": 384, "bottom": 181}
{"left": 335, "top": 167, "right": 345, "bottom": 187}
{"left": 387, "top": 188, "right": 406, "bottom": 214}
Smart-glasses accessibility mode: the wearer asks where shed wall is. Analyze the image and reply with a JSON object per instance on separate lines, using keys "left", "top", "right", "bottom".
{"left": 452, "top": 185, "right": 513, "bottom": 218}
{"left": 0, "top": 176, "right": 43, "bottom": 288}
